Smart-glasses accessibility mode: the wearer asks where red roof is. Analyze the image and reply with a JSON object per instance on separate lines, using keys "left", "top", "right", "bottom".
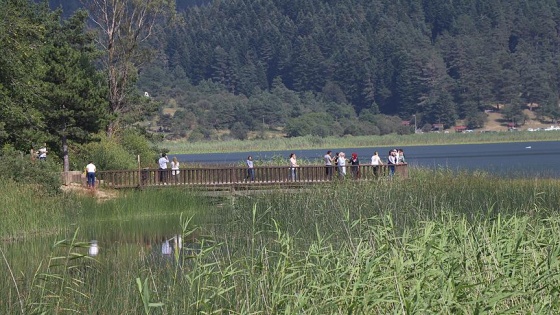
{"left": 454, "top": 125, "right": 467, "bottom": 131}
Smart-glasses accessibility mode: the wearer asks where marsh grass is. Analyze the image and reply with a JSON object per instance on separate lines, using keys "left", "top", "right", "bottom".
{"left": 164, "top": 132, "right": 560, "bottom": 154}
{"left": 3, "top": 169, "right": 560, "bottom": 313}
{"left": 0, "top": 179, "right": 79, "bottom": 241}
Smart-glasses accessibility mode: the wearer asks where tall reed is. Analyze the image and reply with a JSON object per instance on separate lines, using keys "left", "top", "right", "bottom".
{"left": 3, "top": 169, "right": 560, "bottom": 313}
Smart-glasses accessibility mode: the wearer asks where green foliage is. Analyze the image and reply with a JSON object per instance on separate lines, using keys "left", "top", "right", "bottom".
{"left": 136, "top": 277, "right": 164, "bottom": 314}
{"left": 74, "top": 135, "right": 138, "bottom": 170}
{"left": 285, "top": 112, "right": 336, "bottom": 137}
{"left": 6, "top": 170, "right": 560, "bottom": 312}
{"left": 72, "top": 129, "right": 159, "bottom": 170}
{"left": 230, "top": 122, "right": 249, "bottom": 140}
{"left": 30, "top": 230, "right": 94, "bottom": 314}
{"left": 120, "top": 129, "right": 160, "bottom": 165}
{"left": 0, "top": 146, "right": 62, "bottom": 195}
{"left": 130, "top": 0, "right": 560, "bottom": 138}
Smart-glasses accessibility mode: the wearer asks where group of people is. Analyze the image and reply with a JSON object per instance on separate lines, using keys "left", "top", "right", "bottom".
{"left": 323, "top": 151, "right": 361, "bottom": 179}
{"left": 244, "top": 148, "right": 407, "bottom": 182}
{"left": 245, "top": 149, "right": 406, "bottom": 181}
{"left": 157, "top": 153, "right": 181, "bottom": 184}
{"left": 324, "top": 148, "right": 406, "bottom": 179}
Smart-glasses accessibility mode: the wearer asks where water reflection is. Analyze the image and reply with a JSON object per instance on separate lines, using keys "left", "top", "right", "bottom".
{"left": 88, "top": 240, "right": 99, "bottom": 256}
{"left": 161, "top": 235, "right": 182, "bottom": 255}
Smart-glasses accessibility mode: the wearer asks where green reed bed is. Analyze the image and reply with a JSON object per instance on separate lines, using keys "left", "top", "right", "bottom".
{"left": 0, "top": 186, "right": 214, "bottom": 314}
{"left": 165, "top": 131, "right": 560, "bottom": 154}
{"left": 4, "top": 170, "right": 560, "bottom": 313}
{"left": 0, "top": 179, "right": 81, "bottom": 242}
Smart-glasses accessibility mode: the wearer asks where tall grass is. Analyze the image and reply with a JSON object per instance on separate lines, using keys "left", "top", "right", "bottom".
{"left": 0, "top": 179, "right": 79, "bottom": 241}
{"left": 3, "top": 170, "right": 560, "bottom": 313}
{"left": 164, "top": 131, "right": 560, "bottom": 154}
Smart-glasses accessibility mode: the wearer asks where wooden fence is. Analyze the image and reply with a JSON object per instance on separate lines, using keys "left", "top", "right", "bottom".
{"left": 94, "top": 164, "right": 408, "bottom": 189}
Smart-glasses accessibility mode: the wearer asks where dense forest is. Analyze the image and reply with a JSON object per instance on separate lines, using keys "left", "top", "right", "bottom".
{"left": 144, "top": 0, "right": 560, "bottom": 140}
{"left": 6, "top": 0, "right": 560, "bottom": 147}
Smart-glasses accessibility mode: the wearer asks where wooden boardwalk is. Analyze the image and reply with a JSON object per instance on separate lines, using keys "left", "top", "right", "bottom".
{"left": 95, "top": 164, "right": 408, "bottom": 189}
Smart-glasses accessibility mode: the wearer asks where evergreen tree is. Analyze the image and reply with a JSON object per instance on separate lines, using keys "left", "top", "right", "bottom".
{"left": 40, "top": 10, "right": 108, "bottom": 171}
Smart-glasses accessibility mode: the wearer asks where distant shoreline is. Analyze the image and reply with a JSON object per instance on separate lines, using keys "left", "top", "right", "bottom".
{"left": 163, "top": 131, "right": 560, "bottom": 154}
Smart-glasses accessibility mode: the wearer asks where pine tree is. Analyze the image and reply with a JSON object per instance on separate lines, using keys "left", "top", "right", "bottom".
{"left": 40, "top": 10, "right": 108, "bottom": 171}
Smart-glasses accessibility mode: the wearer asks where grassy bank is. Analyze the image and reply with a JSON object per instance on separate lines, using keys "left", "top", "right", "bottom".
{"left": 3, "top": 170, "right": 560, "bottom": 313}
{"left": 164, "top": 131, "right": 560, "bottom": 154}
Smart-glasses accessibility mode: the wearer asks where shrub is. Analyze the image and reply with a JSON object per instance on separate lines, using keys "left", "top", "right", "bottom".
{"left": 0, "top": 146, "right": 62, "bottom": 194}
{"left": 120, "top": 129, "right": 160, "bottom": 167}
{"left": 74, "top": 135, "right": 137, "bottom": 170}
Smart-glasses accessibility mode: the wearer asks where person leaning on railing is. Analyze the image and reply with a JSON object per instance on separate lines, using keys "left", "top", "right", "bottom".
{"left": 371, "top": 151, "right": 383, "bottom": 178}
{"left": 388, "top": 149, "right": 399, "bottom": 177}
{"left": 85, "top": 161, "right": 96, "bottom": 189}
{"left": 171, "top": 156, "right": 180, "bottom": 184}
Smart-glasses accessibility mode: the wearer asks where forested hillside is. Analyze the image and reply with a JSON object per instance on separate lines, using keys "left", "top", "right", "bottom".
{"left": 131, "top": 0, "right": 560, "bottom": 140}
{"left": 31, "top": 0, "right": 560, "bottom": 141}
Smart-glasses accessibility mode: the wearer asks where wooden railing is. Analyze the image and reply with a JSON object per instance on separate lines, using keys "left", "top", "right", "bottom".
{"left": 95, "top": 164, "right": 408, "bottom": 189}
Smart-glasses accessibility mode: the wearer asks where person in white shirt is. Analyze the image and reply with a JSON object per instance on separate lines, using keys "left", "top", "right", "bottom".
{"left": 171, "top": 156, "right": 180, "bottom": 183}
{"left": 85, "top": 161, "right": 96, "bottom": 189}
{"left": 338, "top": 152, "right": 347, "bottom": 177}
{"left": 158, "top": 153, "right": 169, "bottom": 184}
{"left": 246, "top": 156, "right": 255, "bottom": 181}
{"left": 289, "top": 153, "right": 298, "bottom": 180}
{"left": 38, "top": 143, "right": 48, "bottom": 161}
{"left": 387, "top": 150, "right": 397, "bottom": 177}
{"left": 324, "top": 151, "right": 333, "bottom": 180}
{"left": 371, "top": 151, "right": 383, "bottom": 178}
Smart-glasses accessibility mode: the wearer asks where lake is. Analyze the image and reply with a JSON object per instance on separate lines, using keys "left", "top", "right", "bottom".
{"left": 174, "top": 141, "right": 560, "bottom": 178}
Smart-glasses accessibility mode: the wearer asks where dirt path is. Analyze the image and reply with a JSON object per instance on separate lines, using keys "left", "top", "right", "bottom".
{"left": 60, "top": 183, "right": 118, "bottom": 202}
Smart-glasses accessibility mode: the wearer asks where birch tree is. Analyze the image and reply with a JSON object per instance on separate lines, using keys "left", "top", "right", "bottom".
{"left": 83, "top": 0, "right": 175, "bottom": 136}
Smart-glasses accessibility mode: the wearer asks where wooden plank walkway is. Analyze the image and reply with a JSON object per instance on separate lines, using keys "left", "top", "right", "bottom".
{"left": 95, "top": 164, "right": 408, "bottom": 189}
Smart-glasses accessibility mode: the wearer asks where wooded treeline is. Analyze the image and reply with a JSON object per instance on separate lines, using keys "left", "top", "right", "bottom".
{"left": 1, "top": 0, "right": 108, "bottom": 160}
{"left": 142, "top": 0, "right": 560, "bottom": 140}
{"left": 6, "top": 0, "right": 560, "bottom": 147}
{"left": 1, "top": 0, "right": 164, "bottom": 172}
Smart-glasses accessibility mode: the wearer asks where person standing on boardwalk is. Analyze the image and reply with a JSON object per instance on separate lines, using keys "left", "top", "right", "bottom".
{"left": 158, "top": 153, "right": 169, "bottom": 184}
{"left": 350, "top": 153, "right": 360, "bottom": 179}
{"left": 85, "top": 161, "right": 96, "bottom": 189}
{"left": 371, "top": 151, "right": 383, "bottom": 178}
{"left": 324, "top": 151, "right": 333, "bottom": 180}
{"left": 338, "top": 152, "right": 347, "bottom": 177}
{"left": 246, "top": 155, "right": 255, "bottom": 181}
{"left": 171, "top": 156, "right": 180, "bottom": 184}
{"left": 387, "top": 150, "right": 397, "bottom": 177}
{"left": 397, "top": 148, "right": 406, "bottom": 164}
{"left": 289, "top": 153, "right": 298, "bottom": 181}
{"left": 334, "top": 152, "right": 340, "bottom": 177}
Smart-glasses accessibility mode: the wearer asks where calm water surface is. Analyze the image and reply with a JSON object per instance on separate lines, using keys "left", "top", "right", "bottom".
{"left": 175, "top": 141, "right": 560, "bottom": 177}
